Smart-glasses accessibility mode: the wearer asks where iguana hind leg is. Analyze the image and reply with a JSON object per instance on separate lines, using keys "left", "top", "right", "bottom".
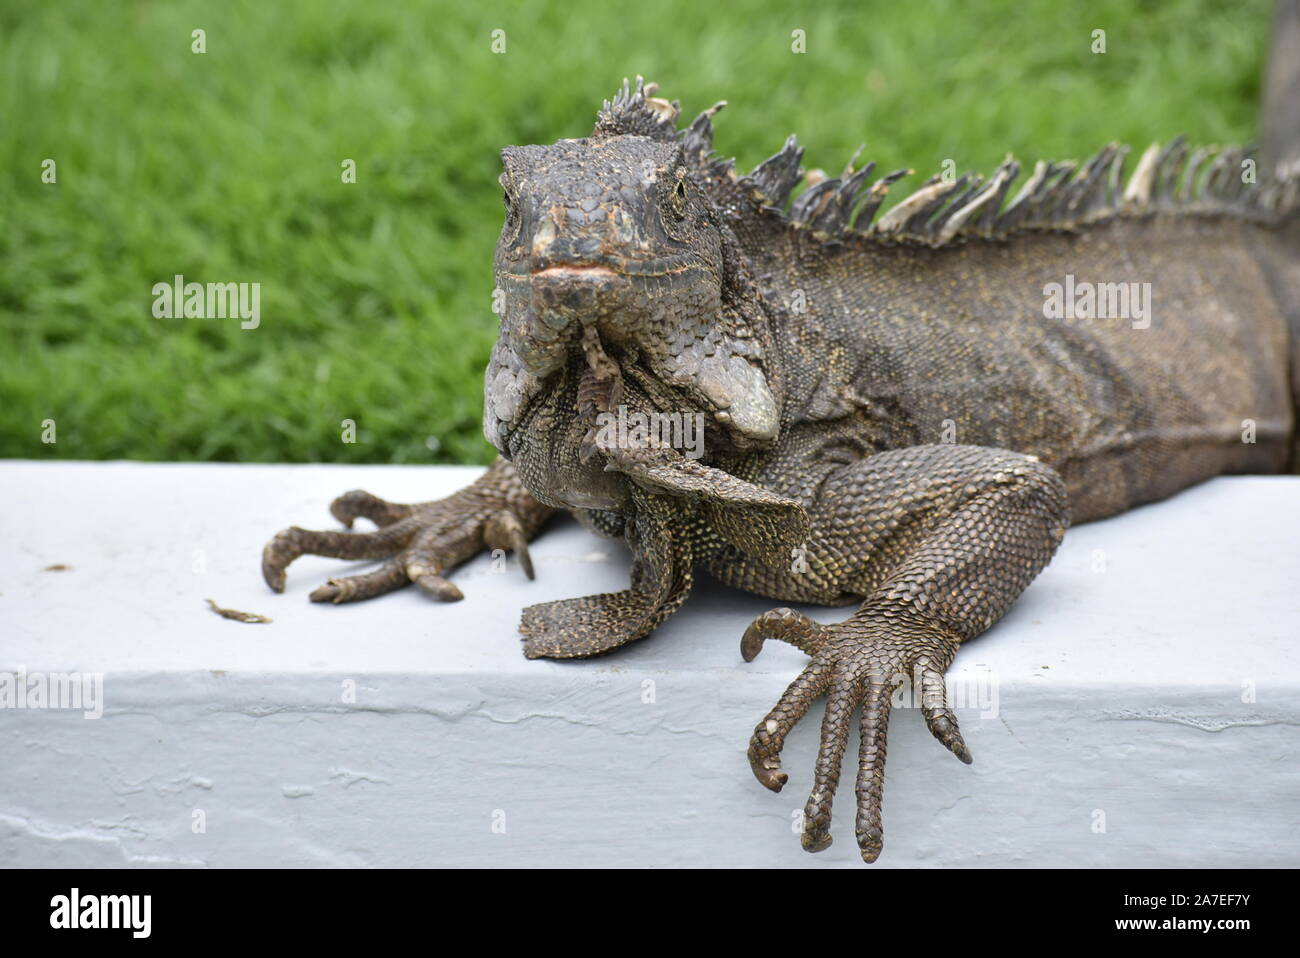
{"left": 738, "top": 445, "right": 1069, "bottom": 862}
{"left": 261, "top": 456, "right": 552, "bottom": 603}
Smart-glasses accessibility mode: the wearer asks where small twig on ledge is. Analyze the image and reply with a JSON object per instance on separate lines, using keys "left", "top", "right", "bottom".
{"left": 205, "top": 598, "right": 272, "bottom": 624}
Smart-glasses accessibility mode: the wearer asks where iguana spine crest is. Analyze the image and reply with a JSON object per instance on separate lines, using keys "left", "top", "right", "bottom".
{"left": 596, "top": 75, "right": 1300, "bottom": 248}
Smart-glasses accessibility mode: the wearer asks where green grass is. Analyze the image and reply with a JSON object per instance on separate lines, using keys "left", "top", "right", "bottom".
{"left": 0, "top": 0, "right": 1275, "bottom": 464}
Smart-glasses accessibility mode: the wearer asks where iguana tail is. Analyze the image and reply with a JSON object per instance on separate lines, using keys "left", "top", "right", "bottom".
{"left": 1257, "top": 3, "right": 1300, "bottom": 469}
{"left": 1262, "top": 0, "right": 1300, "bottom": 173}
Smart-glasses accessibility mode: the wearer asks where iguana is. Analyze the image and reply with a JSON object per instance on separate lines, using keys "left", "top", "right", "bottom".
{"left": 261, "top": 6, "right": 1300, "bottom": 862}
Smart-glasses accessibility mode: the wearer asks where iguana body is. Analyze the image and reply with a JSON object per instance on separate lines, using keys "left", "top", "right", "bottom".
{"left": 262, "top": 8, "right": 1300, "bottom": 862}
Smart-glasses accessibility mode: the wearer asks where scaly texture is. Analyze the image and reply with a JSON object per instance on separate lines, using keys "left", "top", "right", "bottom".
{"left": 261, "top": 27, "right": 1300, "bottom": 863}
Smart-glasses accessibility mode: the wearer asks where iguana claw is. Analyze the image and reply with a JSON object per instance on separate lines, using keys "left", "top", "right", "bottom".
{"left": 743, "top": 605, "right": 970, "bottom": 862}
{"left": 260, "top": 457, "right": 551, "bottom": 604}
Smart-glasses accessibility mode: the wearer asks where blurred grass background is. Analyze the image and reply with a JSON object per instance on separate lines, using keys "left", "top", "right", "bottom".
{"left": 0, "top": 0, "right": 1275, "bottom": 465}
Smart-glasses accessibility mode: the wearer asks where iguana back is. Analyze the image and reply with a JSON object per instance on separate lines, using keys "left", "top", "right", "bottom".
{"left": 736, "top": 209, "right": 1297, "bottom": 523}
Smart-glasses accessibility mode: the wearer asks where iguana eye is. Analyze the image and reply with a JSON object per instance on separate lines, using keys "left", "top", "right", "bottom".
{"left": 498, "top": 175, "right": 522, "bottom": 243}
{"left": 671, "top": 175, "right": 687, "bottom": 217}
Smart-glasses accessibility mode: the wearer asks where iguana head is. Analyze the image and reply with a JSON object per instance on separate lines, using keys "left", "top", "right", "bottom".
{"left": 484, "top": 78, "right": 781, "bottom": 512}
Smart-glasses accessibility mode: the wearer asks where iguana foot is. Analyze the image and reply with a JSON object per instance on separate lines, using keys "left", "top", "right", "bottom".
{"left": 518, "top": 485, "right": 696, "bottom": 659}
{"left": 520, "top": 587, "right": 685, "bottom": 659}
{"left": 261, "top": 457, "right": 552, "bottom": 603}
{"left": 742, "top": 606, "right": 970, "bottom": 863}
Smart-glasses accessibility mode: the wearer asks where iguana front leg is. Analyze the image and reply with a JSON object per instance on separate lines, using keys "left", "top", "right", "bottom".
{"left": 738, "top": 445, "right": 1070, "bottom": 862}
{"left": 262, "top": 456, "right": 552, "bottom": 602}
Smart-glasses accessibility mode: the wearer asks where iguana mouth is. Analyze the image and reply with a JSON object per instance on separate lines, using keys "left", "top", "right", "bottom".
{"left": 531, "top": 264, "right": 618, "bottom": 279}
{"left": 500, "top": 254, "right": 707, "bottom": 282}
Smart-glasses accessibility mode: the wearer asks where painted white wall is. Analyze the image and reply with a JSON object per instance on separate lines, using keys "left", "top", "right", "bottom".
{"left": 1, "top": 461, "right": 1296, "bottom": 867}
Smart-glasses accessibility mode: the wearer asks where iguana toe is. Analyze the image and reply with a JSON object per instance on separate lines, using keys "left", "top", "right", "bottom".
{"left": 743, "top": 606, "right": 968, "bottom": 863}
{"left": 259, "top": 459, "right": 551, "bottom": 605}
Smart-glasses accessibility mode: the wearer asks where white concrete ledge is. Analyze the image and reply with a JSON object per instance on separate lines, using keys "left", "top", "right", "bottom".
{"left": 1, "top": 461, "right": 1297, "bottom": 867}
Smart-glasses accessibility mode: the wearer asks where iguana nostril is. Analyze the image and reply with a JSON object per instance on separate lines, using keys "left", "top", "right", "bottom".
{"left": 612, "top": 208, "right": 637, "bottom": 244}
{"left": 531, "top": 216, "right": 557, "bottom": 256}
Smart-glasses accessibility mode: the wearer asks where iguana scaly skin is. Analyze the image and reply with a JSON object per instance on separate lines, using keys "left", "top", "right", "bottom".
{"left": 262, "top": 11, "right": 1300, "bottom": 862}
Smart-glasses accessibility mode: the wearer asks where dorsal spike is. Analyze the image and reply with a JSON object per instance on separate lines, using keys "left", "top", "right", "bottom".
{"left": 997, "top": 160, "right": 1051, "bottom": 230}
{"left": 1004, "top": 161, "right": 1072, "bottom": 227}
{"left": 873, "top": 175, "right": 951, "bottom": 234}
{"left": 1082, "top": 144, "right": 1122, "bottom": 213}
{"left": 709, "top": 154, "right": 737, "bottom": 179}
{"left": 930, "top": 175, "right": 987, "bottom": 237}
{"left": 1203, "top": 148, "right": 1236, "bottom": 198}
{"left": 841, "top": 145, "right": 867, "bottom": 178}
{"left": 1103, "top": 146, "right": 1131, "bottom": 208}
{"left": 1062, "top": 144, "right": 1118, "bottom": 217}
{"left": 791, "top": 160, "right": 879, "bottom": 234}
{"left": 974, "top": 156, "right": 1021, "bottom": 232}
{"left": 1226, "top": 146, "right": 1256, "bottom": 200}
{"left": 1032, "top": 162, "right": 1078, "bottom": 221}
{"left": 790, "top": 178, "right": 842, "bottom": 226}
{"left": 1179, "top": 146, "right": 1217, "bottom": 202}
{"left": 745, "top": 135, "right": 805, "bottom": 208}
{"left": 680, "top": 101, "right": 727, "bottom": 161}
{"left": 911, "top": 174, "right": 975, "bottom": 232}
{"left": 1122, "top": 143, "right": 1162, "bottom": 206}
{"left": 593, "top": 76, "right": 680, "bottom": 140}
{"left": 937, "top": 161, "right": 1018, "bottom": 242}
{"left": 923, "top": 175, "right": 982, "bottom": 237}
{"left": 1153, "top": 135, "right": 1189, "bottom": 204}
{"left": 854, "top": 169, "right": 912, "bottom": 229}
